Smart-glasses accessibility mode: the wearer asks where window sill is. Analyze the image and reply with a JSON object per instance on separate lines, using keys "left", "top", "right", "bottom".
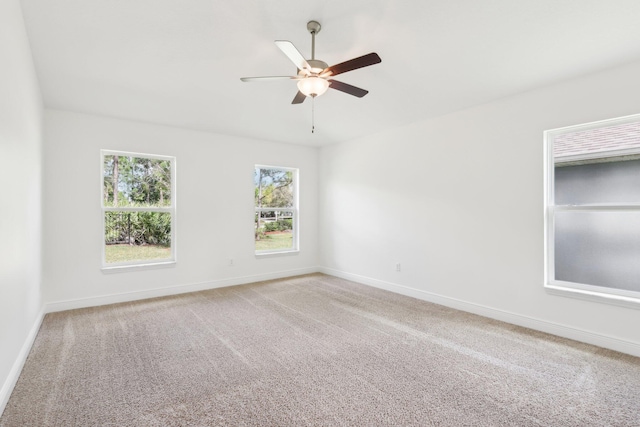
{"left": 545, "top": 282, "right": 640, "bottom": 310}
{"left": 101, "top": 261, "right": 176, "bottom": 274}
{"left": 255, "top": 250, "right": 299, "bottom": 258}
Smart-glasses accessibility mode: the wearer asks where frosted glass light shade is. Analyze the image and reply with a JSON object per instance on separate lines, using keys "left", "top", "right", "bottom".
{"left": 297, "top": 77, "right": 329, "bottom": 97}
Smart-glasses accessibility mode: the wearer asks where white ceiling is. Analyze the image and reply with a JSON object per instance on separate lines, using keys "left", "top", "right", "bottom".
{"left": 20, "top": 0, "right": 640, "bottom": 146}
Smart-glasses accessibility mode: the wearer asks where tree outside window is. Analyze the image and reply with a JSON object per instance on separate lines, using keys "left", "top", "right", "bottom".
{"left": 254, "top": 166, "right": 298, "bottom": 253}
{"left": 102, "top": 151, "right": 176, "bottom": 267}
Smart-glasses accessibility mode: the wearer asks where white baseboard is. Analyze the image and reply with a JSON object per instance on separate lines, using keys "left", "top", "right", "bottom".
{"left": 320, "top": 267, "right": 640, "bottom": 358}
{"left": 46, "top": 266, "right": 320, "bottom": 313}
{"left": 0, "top": 308, "right": 45, "bottom": 417}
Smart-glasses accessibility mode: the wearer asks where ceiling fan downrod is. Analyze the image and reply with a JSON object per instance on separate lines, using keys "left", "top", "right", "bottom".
{"left": 307, "top": 20, "right": 321, "bottom": 61}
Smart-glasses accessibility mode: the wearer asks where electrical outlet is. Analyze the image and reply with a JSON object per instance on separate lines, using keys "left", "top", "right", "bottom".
{"left": 396, "top": 263, "right": 401, "bottom": 272}
{"left": 229, "top": 258, "right": 234, "bottom": 267}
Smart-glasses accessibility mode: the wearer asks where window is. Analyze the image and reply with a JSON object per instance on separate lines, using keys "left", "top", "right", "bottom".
{"left": 101, "top": 150, "right": 176, "bottom": 268}
{"left": 544, "top": 114, "right": 640, "bottom": 307}
{"left": 255, "top": 166, "right": 298, "bottom": 253}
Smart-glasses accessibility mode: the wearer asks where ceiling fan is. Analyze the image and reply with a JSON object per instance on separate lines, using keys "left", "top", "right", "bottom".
{"left": 240, "top": 21, "right": 382, "bottom": 104}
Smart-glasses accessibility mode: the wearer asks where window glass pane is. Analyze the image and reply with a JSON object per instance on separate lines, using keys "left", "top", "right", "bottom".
{"left": 255, "top": 168, "right": 294, "bottom": 208}
{"left": 555, "top": 159, "right": 640, "bottom": 205}
{"left": 103, "top": 155, "right": 172, "bottom": 208}
{"left": 104, "top": 212, "right": 172, "bottom": 263}
{"left": 255, "top": 210, "right": 294, "bottom": 251}
{"left": 554, "top": 211, "right": 640, "bottom": 292}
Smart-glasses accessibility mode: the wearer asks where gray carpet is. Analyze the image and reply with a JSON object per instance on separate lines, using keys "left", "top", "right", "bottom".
{"left": 2, "top": 274, "right": 640, "bottom": 426}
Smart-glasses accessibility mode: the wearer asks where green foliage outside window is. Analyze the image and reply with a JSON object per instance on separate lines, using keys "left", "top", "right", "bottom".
{"left": 254, "top": 167, "right": 296, "bottom": 251}
{"left": 103, "top": 155, "right": 172, "bottom": 208}
{"left": 103, "top": 154, "right": 173, "bottom": 256}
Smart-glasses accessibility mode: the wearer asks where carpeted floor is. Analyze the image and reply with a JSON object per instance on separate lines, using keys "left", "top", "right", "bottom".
{"left": 2, "top": 273, "right": 640, "bottom": 426}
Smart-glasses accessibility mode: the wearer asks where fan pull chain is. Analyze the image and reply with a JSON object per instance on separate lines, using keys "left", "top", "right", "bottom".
{"left": 311, "top": 96, "right": 315, "bottom": 134}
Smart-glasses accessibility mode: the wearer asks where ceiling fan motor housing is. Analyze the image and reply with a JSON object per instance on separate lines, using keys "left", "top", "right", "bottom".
{"left": 302, "top": 59, "right": 328, "bottom": 75}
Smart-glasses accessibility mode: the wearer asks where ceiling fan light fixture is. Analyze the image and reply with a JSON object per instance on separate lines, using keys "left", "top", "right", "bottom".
{"left": 297, "top": 76, "right": 329, "bottom": 97}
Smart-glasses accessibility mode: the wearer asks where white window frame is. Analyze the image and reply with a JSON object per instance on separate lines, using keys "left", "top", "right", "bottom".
{"left": 254, "top": 165, "right": 299, "bottom": 255}
{"left": 544, "top": 113, "right": 640, "bottom": 309}
{"left": 101, "top": 150, "right": 177, "bottom": 272}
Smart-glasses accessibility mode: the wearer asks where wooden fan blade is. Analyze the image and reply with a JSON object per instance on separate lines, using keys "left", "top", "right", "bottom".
{"left": 292, "top": 91, "right": 306, "bottom": 104}
{"left": 240, "top": 76, "right": 299, "bottom": 82}
{"left": 275, "top": 40, "right": 311, "bottom": 71}
{"left": 328, "top": 80, "right": 369, "bottom": 98}
{"left": 321, "top": 53, "right": 381, "bottom": 77}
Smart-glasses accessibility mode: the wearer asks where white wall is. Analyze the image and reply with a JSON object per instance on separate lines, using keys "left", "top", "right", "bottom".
{"left": 319, "top": 60, "right": 640, "bottom": 353}
{"left": 0, "top": 0, "right": 44, "bottom": 411}
{"left": 43, "top": 110, "right": 319, "bottom": 307}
